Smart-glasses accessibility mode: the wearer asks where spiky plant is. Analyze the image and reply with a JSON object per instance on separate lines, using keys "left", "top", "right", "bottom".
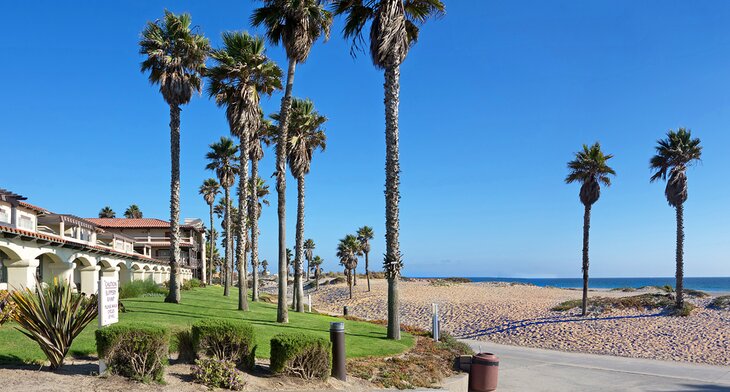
{"left": 11, "top": 279, "right": 98, "bottom": 369}
{"left": 251, "top": 0, "right": 332, "bottom": 324}
{"left": 139, "top": 10, "right": 210, "bottom": 304}
{"left": 565, "top": 143, "right": 615, "bottom": 316}
{"left": 333, "top": 0, "right": 445, "bottom": 340}
{"left": 650, "top": 128, "right": 702, "bottom": 310}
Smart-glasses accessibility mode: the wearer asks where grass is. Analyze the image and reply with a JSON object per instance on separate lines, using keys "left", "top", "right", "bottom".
{"left": 0, "top": 285, "right": 413, "bottom": 365}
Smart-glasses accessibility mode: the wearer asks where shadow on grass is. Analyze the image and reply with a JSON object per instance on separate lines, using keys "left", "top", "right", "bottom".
{"left": 457, "top": 312, "right": 665, "bottom": 340}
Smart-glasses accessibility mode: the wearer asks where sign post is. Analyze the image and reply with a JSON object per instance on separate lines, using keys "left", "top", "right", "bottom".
{"left": 98, "top": 277, "right": 119, "bottom": 374}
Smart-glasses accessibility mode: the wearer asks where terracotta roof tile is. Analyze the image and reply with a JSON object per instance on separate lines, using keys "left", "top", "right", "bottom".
{"left": 86, "top": 218, "right": 172, "bottom": 228}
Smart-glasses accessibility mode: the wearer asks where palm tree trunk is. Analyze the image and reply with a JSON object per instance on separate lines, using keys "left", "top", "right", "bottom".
{"left": 294, "top": 176, "right": 305, "bottom": 312}
{"left": 223, "top": 186, "right": 231, "bottom": 297}
{"left": 276, "top": 59, "right": 297, "bottom": 323}
{"left": 208, "top": 204, "right": 214, "bottom": 285}
{"left": 165, "top": 104, "right": 182, "bottom": 304}
{"left": 384, "top": 64, "right": 402, "bottom": 340}
{"left": 251, "top": 159, "right": 260, "bottom": 302}
{"left": 365, "top": 250, "right": 371, "bottom": 292}
{"left": 675, "top": 203, "right": 685, "bottom": 309}
{"left": 581, "top": 204, "right": 591, "bottom": 316}
{"left": 354, "top": 264, "right": 357, "bottom": 286}
{"left": 348, "top": 268, "right": 353, "bottom": 299}
{"left": 238, "top": 139, "right": 250, "bottom": 311}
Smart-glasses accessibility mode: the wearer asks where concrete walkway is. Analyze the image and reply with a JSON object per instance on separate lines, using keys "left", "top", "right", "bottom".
{"left": 461, "top": 340, "right": 730, "bottom": 391}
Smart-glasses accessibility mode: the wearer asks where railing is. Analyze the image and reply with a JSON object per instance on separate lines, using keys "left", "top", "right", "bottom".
{"left": 133, "top": 236, "right": 195, "bottom": 243}
{"left": 155, "top": 255, "right": 199, "bottom": 267}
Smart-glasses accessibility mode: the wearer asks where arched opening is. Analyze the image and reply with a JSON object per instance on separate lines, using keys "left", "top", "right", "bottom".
{"left": 118, "top": 262, "right": 131, "bottom": 286}
{"left": 35, "top": 253, "right": 66, "bottom": 285}
{"left": 72, "top": 257, "right": 93, "bottom": 292}
{"left": 0, "top": 248, "right": 12, "bottom": 287}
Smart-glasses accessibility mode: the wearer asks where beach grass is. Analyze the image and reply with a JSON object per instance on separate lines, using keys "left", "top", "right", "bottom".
{"left": 0, "top": 285, "right": 413, "bottom": 365}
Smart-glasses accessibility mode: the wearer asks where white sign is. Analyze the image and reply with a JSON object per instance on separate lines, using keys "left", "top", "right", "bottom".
{"left": 98, "top": 277, "right": 119, "bottom": 327}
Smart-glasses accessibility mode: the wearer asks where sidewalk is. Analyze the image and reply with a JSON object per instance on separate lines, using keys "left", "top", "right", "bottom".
{"left": 460, "top": 340, "right": 730, "bottom": 391}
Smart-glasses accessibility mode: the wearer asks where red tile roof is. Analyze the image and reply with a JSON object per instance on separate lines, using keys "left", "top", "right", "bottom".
{"left": 18, "top": 201, "right": 50, "bottom": 214}
{"left": 87, "top": 218, "right": 204, "bottom": 231}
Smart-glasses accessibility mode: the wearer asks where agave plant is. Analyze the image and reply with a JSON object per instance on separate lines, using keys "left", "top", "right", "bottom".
{"left": 10, "top": 279, "right": 98, "bottom": 369}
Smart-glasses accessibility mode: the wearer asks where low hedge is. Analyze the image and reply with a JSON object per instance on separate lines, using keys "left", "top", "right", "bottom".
{"left": 191, "top": 319, "right": 256, "bottom": 370}
{"left": 95, "top": 323, "right": 170, "bottom": 383}
{"left": 270, "top": 332, "right": 331, "bottom": 380}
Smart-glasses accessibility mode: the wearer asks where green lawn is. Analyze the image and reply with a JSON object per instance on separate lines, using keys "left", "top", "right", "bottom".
{"left": 0, "top": 286, "right": 413, "bottom": 365}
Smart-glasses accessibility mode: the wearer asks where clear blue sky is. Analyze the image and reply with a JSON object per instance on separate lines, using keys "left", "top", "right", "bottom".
{"left": 3, "top": 1, "right": 730, "bottom": 278}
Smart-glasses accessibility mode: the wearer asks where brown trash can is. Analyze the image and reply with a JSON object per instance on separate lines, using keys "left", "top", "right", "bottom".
{"left": 469, "top": 353, "right": 499, "bottom": 392}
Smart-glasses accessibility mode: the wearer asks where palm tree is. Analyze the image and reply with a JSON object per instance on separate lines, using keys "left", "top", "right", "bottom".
{"left": 249, "top": 177, "right": 270, "bottom": 301}
{"left": 356, "top": 226, "right": 375, "bottom": 292}
{"left": 311, "top": 255, "right": 323, "bottom": 290}
{"left": 207, "top": 31, "right": 282, "bottom": 312}
{"left": 140, "top": 10, "right": 210, "bottom": 304}
{"left": 650, "top": 128, "right": 702, "bottom": 310}
{"left": 337, "top": 234, "right": 360, "bottom": 299}
{"left": 98, "top": 206, "right": 116, "bottom": 218}
{"left": 275, "top": 98, "right": 326, "bottom": 312}
{"left": 199, "top": 178, "right": 221, "bottom": 285}
{"left": 565, "top": 143, "right": 616, "bottom": 316}
{"left": 206, "top": 137, "right": 239, "bottom": 297}
{"left": 251, "top": 0, "right": 332, "bottom": 324}
{"left": 304, "top": 238, "right": 315, "bottom": 280}
{"left": 333, "top": 0, "right": 445, "bottom": 340}
{"left": 123, "top": 205, "right": 143, "bottom": 219}
{"left": 205, "top": 228, "right": 219, "bottom": 284}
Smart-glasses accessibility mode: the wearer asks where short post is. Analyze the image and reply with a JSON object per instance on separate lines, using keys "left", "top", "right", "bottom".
{"left": 330, "top": 322, "right": 346, "bottom": 381}
{"left": 343, "top": 305, "right": 349, "bottom": 316}
{"left": 432, "top": 303, "right": 439, "bottom": 342}
{"left": 308, "top": 294, "right": 312, "bottom": 313}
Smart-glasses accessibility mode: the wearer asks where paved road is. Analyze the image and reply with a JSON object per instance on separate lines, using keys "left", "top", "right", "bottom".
{"left": 461, "top": 340, "right": 730, "bottom": 391}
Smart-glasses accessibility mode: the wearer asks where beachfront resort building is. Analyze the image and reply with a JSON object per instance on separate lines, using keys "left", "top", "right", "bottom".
{"left": 0, "top": 188, "right": 198, "bottom": 294}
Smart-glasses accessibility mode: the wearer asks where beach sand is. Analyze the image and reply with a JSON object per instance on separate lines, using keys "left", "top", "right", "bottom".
{"left": 310, "top": 278, "right": 730, "bottom": 366}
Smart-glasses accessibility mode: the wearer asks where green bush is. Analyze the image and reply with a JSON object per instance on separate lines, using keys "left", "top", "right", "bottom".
{"left": 96, "top": 323, "right": 170, "bottom": 382}
{"left": 671, "top": 302, "right": 696, "bottom": 317}
{"left": 119, "top": 280, "right": 166, "bottom": 299}
{"left": 191, "top": 358, "right": 245, "bottom": 390}
{"left": 270, "top": 333, "right": 331, "bottom": 380}
{"left": 11, "top": 279, "right": 98, "bottom": 369}
{"left": 182, "top": 278, "right": 203, "bottom": 291}
{"left": 191, "top": 319, "right": 256, "bottom": 370}
{"left": 709, "top": 295, "right": 730, "bottom": 310}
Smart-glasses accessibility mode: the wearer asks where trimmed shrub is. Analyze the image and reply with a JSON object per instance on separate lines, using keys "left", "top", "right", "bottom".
{"left": 191, "top": 319, "right": 256, "bottom": 370}
{"left": 191, "top": 358, "right": 245, "bottom": 390}
{"left": 96, "top": 323, "right": 170, "bottom": 382}
{"left": 182, "top": 278, "right": 203, "bottom": 291}
{"left": 270, "top": 333, "right": 331, "bottom": 380}
{"left": 119, "top": 280, "right": 166, "bottom": 299}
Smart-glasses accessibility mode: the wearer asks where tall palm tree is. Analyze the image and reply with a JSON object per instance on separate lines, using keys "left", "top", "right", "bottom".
{"left": 199, "top": 178, "right": 221, "bottom": 285}
{"left": 565, "top": 143, "right": 615, "bottom": 316}
{"left": 275, "top": 98, "right": 326, "bottom": 312}
{"left": 333, "top": 0, "right": 445, "bottom": 340}
{"left": 311, "top": 255, "right": 323, "bottom": 290}
{"left": 207, "top": 31, "right": 282, "bottom": 311}
{"left": 304, "top": 238, "right": 315, "bottom": 280}
{"left": 98, "top": 206, "right": 116, "bottom": 218}
{"left": 123, "top": 205, "right": 143, "bottom": 219}
{"left": 140, "top": 10, "right": 210, "bottom": 304}
{"left": 650, "top": 128, "right": 702, "bottom": 310}
{"left": 206, "top": 137, "right": 239, "bottom": 297}
{"left": 337, "top": 234, "right": 360, "bottom": 299}
{"left": 248, "top": 177, "right": 270, "bottom": 301}
{"left": 357, "top": 226, "right": 375, "bottom": 292}
{"left": 251, "top": 0, "right": 332, "bottom": 323}
{"left": 205, "top": 228, "right": 218, "bottom": 284}
{"left": 249, "top": 117, "right": 275, "bottom": 301}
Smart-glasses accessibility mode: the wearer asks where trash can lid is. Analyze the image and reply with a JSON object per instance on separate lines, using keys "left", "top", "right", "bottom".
{"left": 472, "top": 353, "right": 499, "bottom": 366}
{"left": 330, "top": 321, "right": 345, "bottom": 331}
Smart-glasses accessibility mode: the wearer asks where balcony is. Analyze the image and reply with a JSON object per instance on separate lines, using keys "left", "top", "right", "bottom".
{"left": 133, "top": 236, "right": 196, "bottom": 245}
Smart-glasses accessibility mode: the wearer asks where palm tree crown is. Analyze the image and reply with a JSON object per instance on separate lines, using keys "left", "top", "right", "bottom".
{"left": 333, "top": 0, "right": 445, "bottom": 68}
{"left": 278, "top": 98, "right": 327, "bottom": 178}
{"left": 205, "top": 137, "right": 239, "bottom": 188}
{"left": 124, "top": 205, "right": 144, "bottom": 219}
{"left": 650, "top": 128, "right": 702, "bottom": 207}
{"left": 139, "top": 10, "right": 210, "bottom": 106}
{"left": 356, "top": 226, "right": 374, "bottom": 253}
{"left": 565, "top": 143, "right": 616, "bottom": 206}
{"left": 98, "top": 206, "right": 116, "bottom": 218}
{"left": 251, "top": 0, "right": 333, "bottom": 63}
{"left": 199, "top": 178, "right": 221, "bottom": 206}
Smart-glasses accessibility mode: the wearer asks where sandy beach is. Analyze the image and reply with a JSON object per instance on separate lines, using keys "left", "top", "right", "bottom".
{"left": 310, "top": 279, "right": 730, "bottom": 366}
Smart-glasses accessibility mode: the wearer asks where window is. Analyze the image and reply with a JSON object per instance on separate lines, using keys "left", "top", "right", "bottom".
{"left": 157, "top": 249, "right": 171, "bottom": 257}
{"left": 19, "top": 215, "right": 33, "bottom": 230}
{"left": 0, "top": 208, "right": 8, "bottom": 223}
{"left": 80, "top": 229, "right": 91, "bottom": 242}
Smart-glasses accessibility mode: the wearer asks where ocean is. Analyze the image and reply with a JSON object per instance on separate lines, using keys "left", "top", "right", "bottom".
{"left": 422, "top": 277, "right": 730, "bottom": 293}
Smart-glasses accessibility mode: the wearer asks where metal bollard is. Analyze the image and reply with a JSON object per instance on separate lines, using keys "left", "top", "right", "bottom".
{"left": 330, "top": 322, "right": 346, "bottom": 381}
{"left": 432, "top": 303, "right": 440, "bottom": 341}
{"left": 343, "top": 305, "right": 349, "bottom": 316}
{"left": 308, "top": 294, "right": 312, "bottom": 313}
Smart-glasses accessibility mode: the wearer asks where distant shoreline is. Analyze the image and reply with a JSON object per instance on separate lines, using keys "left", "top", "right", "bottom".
{"left": 407, "top": 276, "right": 730, "bottom": 294}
